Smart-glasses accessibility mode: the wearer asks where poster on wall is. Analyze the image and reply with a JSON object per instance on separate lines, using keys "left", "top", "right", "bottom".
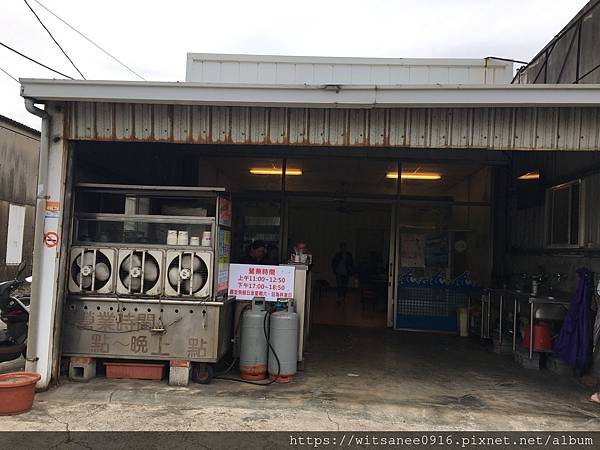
{"left": 425, "top": 232, "right": 449, "bottom": 268}
{"left": 401, "top": 233, "right": 425, "bottom": 268}
{"left": 218, "top": 196, "right": 232, "bottom": 227}
{"left": 228, "top": 264, "right": 295, "bottom": 301}
{"left": 217, "top": 228, "right": 231, "bottom": 295}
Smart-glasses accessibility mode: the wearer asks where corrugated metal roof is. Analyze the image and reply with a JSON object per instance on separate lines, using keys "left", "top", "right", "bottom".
{"left": 65, "top": 102, "right": 600, "bottom": 151}
{"left": 0, "top": 114, "right": 40, "bottom": 137}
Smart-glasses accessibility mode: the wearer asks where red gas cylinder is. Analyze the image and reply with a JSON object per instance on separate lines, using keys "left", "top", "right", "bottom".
{"left": 522, "top": 322, "right": 553, "bottom": 351}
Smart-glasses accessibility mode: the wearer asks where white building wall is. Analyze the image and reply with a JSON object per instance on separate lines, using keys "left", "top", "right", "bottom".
{"left": 186, "top": 54, "right": 514, "bottom": 85}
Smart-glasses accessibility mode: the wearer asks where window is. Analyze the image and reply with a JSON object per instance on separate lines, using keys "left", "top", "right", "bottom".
{"left": 6, "top": 204, "right": 26, "bottom": 265}
{"left": 545, "top": 180, "right": 583, "bottom": 247}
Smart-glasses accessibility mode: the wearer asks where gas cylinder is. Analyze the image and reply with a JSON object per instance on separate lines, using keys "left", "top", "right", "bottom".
{"left": 268, "top": 303, "right": 299, "bottom": 383}
{"left": 522, "top": 322, "right": 553, "bottom": 352}
{"left": 239, "top": 300, "right": 268, "bottom": 381}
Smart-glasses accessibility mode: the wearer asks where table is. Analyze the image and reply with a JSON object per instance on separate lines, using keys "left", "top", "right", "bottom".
{"left": 481, "top": 289, "right": 570, "bottom": 359}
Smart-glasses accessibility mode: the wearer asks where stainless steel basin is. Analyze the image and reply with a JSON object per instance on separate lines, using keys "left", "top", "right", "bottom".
{"left": 535, "top": 304, "right": 567, "bottom": 321}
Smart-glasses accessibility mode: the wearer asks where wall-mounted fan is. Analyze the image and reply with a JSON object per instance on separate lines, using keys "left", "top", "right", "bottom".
{"left": 164, "top": 251, "right": 212, "bottom": 298}
{"left": 68, "top": 247, "right": 115, "bottom": 294}
{"left": 116, "top": 249, "right": 163, "bottom": 295}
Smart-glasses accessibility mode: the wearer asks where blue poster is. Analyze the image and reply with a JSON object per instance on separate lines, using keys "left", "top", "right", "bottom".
{"left": 425, "top": 232, "right": 449, "bottom": 268}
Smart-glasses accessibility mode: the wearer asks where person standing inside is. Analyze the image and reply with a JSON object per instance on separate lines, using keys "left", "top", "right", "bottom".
{"left": 240, "top": 240, "right": 267, "bottom": 265}
{"left": 331, "top": 242, "right": 354, "bottom": 305}
{"left": 262, "top": 244, "right": 280, "bottom": 266}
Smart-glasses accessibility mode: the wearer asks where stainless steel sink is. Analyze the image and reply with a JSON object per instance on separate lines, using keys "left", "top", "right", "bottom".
{"left": 535, "top": 304, "right": 568, "bottom": 321}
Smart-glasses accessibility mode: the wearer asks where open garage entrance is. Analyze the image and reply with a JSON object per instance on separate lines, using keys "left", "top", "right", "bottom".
{"left": 71, "top": 141, "right": 500, "bottom": 334}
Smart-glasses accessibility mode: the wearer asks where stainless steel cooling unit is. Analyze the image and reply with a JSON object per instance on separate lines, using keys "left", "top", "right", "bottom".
{"left": 62, "top": 184, "right": 233, "bottom": 364}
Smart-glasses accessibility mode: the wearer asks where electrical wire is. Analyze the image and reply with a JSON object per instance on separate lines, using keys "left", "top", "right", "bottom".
{"left": 485, "top": 56, "right": 530, "bottom": 65}
{"left": 0, "top": 66, "right": 19, "bottom": 83}
{"left": 23, "top": 0, "right": 85, "bottom": 79}
{"left": 0, "top": 41, "right": 73, "bottom": 79}
{"left": 31, "top": 0, "right": 146, "bottom": 81}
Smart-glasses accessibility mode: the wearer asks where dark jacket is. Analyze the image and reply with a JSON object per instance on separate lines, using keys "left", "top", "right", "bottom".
{"left": 554, "top": 267, "right": 594, "bottom": 374}
{"left": 331, "top": 251, "right": 354, "bottom": 275}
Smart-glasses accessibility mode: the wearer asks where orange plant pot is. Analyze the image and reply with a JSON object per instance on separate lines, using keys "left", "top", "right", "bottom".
{"left": 0, "top": 372, "right": 41, "bottom": 416}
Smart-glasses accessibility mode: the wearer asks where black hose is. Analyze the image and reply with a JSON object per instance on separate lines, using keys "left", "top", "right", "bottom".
{"left": 213, "top": 303, "right": 251, "bottom": 376}
{"left": 264, "top": 307, "right": 282, "bottom": 381}
{"left": 214, "top": 356, "right": 238, "bottom": 377}
{"left": 214, "top": 305, "right": 282, "bottom": 386}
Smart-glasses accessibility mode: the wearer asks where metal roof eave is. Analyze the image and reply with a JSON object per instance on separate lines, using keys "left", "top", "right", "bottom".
{"left": 19, "top": 78, "right": 600, "bottom": 108}
{"left": 186, "top": 52, "right": 514, "bottom": 67}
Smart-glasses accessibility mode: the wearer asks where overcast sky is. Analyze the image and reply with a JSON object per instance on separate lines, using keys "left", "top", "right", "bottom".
{"left": 0, "top": 0, "right": 589, "bottom": 130}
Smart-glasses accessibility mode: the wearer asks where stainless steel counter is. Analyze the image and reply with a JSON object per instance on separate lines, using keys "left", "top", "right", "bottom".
{"left": 482, "top": 289, "right": 570, "bottom": 359}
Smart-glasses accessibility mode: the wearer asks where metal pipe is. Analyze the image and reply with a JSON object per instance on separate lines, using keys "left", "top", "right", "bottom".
{"left": 499, "top": 295, "right": 503, "bottom": 345}
{"left": 467, "top": 295, "right": 471, "bottom": 335}
{"left": 529, "top": 302, "right": 534, "bottom": 359}
{"left": 480, "top": 294, "right": 485, "bottom": 338}
{"left": 68, "top": 296, "right": 229, "bottom": 306}
{"left": 486, "top": 291, "right": 492, "bottom": 339}
{"left": 23, "top": 98, "right": 50, "bottom": 373}
{"left": 513, "top": 297, "right": 518, "bottom": 352}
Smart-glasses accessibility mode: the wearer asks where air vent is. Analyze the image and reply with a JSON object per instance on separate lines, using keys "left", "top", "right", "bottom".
{"left": 164, "top": 251, "right": 212, "bottom": 298}
{"left": 68, "top": 247, "right": 116, "bottom": 294}
{"left": 116, "top": 249, "right": 163, "bottom": 296}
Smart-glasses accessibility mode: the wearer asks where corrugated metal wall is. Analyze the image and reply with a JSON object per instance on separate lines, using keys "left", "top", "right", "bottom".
{"left": 516, "top": 1, "right": 600, "bottom": 84}
{"left": 510, "top": 151, "right": 600, "bottom": 251}
{"left": 0, "top": 119, "right": 39, "bottom": 280}
{"left": 510, "top": 205, "right": 546, "bottom": 251}
{"left": 67, "top": 102, "right": 600, "bottom": 151}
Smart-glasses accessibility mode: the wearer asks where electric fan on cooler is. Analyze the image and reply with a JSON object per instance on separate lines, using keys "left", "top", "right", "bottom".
{"left": 164, "top": 251, "right": 212, "bottom": 298}
{"left": 68, "top": 247, "right": 116, "bottom": 294}
{"left": 116, "top": 249, "right": 163, "bottom": 295}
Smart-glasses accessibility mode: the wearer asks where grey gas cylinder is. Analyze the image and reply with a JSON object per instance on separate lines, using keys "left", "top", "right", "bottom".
{"left": 239, "top": 300, "right": 268, "bottom": 381}
{"left": 268, "top": 304, "right": 299, "bottom": 382}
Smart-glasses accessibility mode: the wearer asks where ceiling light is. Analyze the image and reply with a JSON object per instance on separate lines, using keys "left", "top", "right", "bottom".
{"left": 386, "top": 172, "right": 442, "bottom": 180}
{"left": 517, "top": 171, "right": 540, "bottom": 180}
{"left": 249, "top": 168, "right": 303, "bottom": 176}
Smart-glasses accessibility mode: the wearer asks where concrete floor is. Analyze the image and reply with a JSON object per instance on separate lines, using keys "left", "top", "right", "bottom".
{"left": 1, "top": 325, "right": 599, "bottom": 431}
{"left": 312, "top": 288, "right": 387, "bottom": 328}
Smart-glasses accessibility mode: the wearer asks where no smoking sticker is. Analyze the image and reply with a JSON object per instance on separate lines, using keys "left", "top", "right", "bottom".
{"left": 44, "top": 232, "right": 59, "bottom": 248}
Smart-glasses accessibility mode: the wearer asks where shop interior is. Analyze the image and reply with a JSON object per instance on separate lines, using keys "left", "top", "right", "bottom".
{"left": 72, "top": 142, "right": 500, "bottom": 333}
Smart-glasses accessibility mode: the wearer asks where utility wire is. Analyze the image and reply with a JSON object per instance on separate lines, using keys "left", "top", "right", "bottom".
{"left": 485, "top": 56, "right": 530, "bottom": 65}
{"left": 23, "top": 0, "right": 85, "bottom": 79}
{"left": 0, "top": 41, "right": 74, "bottom": 79}
{"left": 0, "top": 66, "right": 19, "bottom": 83}
{"left": 31, "top": 0, "right": 147, "bottom": 81}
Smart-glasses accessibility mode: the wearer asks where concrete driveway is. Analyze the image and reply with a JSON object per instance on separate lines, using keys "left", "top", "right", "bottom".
{"left": 1, "top": 326, "right": 598, "bottom": 431}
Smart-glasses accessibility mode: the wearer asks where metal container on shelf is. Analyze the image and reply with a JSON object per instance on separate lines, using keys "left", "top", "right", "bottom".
{"left": 167, "top": 230, "right": 178, "bottom": 245}
{"left": 268, "top": 303, "right": 299, "bottom": 383}
{"left": 177, "top": 230, "right": 189, "bottom": 246}
{"left": 239, "top": 299, "right": 268, "bottom": 381}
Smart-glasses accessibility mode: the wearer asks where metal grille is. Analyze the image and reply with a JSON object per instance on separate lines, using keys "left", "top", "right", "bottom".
{"left": 398, "top": 287, "right": 472, "bottom": 317}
